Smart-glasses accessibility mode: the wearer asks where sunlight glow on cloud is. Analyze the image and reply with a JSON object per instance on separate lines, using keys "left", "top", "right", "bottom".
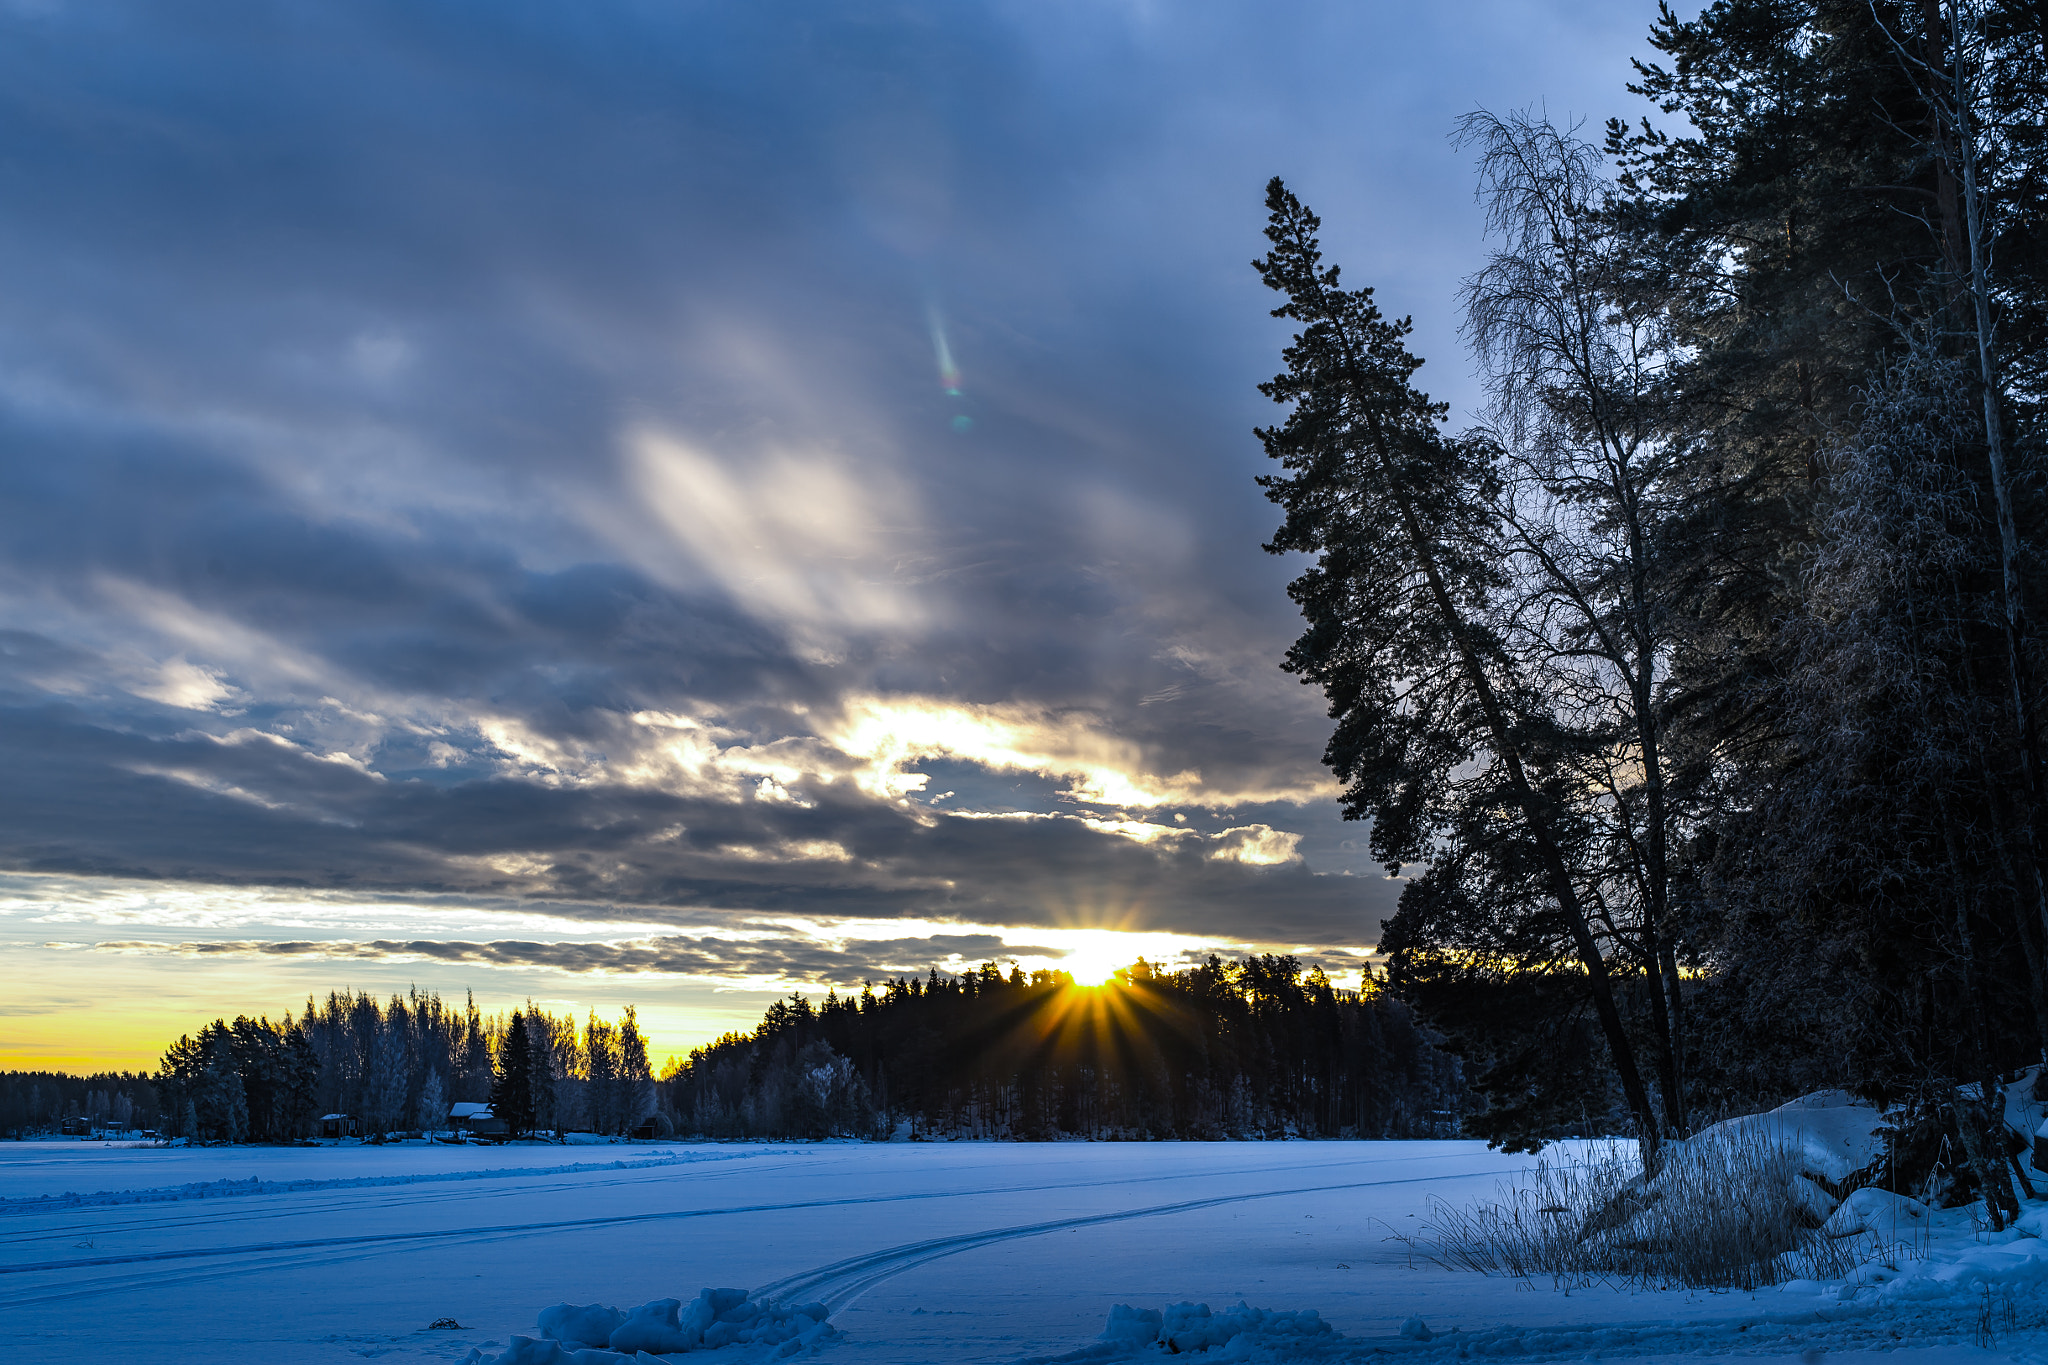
{"left": 628, "top": 428, "right": 924, "bottom": 639}
{"left": 128, "top": 656, "right": 245, "bottom": 711}
{"left": 49, "top": 921, "right": 1238, "bottom": 995}
{"left": 1209, "top": 823, "right": 1303, "bottom": 865}
{"left": 818, "top": 694, "right": 1331, "bottom": 810}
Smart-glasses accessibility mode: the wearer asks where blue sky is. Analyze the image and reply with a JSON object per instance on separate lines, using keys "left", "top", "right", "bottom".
{"left": 0, "top": 0, "right": 1674, "bottom": 1065}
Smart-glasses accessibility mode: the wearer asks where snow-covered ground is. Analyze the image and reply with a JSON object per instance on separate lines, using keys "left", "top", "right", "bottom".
{"left": 1, "top": 1135, "right": 2043, "bottom": 1364}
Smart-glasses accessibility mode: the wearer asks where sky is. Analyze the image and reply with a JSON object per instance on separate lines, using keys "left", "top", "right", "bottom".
{"left": 0, "top": 0, "right": 1677, "bottom": 1071}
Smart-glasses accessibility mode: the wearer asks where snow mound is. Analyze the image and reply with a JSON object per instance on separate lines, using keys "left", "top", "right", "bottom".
{"left": 1092, "top": 1300, "right": 1342, "bottom": 1359}
{"left": 1788, "top": 1227, "right": 2048, "bottom": 1304}
{"left": 472, "top": 1289, "right": 838, "bottom": 1362}
{"left": 1821, "top": 1186, "right": 1929, "bottom": 1239}
{"left": 1688, "top": 1088, "right": 1885, "bottom": 1185}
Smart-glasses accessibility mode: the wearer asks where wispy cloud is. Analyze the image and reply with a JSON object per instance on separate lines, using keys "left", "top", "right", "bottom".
{"left": 0, "top": 0, "right": 1651, "bottom": 1054}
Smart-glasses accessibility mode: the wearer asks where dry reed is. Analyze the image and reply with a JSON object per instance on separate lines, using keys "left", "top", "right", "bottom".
{"left": 1423, "top": 1128, "right": 1863, "bottom": 1291}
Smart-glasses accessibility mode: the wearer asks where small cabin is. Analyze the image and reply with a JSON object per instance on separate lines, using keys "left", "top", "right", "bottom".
{"left": 319, "top": 1113, "right": 358, "bottom": 1139}
{"left": 61, "top": 1116, "right": 91, "bottom": 1137}
{"left": 449, "top": 1102, "right": 508, "bottom": 1138}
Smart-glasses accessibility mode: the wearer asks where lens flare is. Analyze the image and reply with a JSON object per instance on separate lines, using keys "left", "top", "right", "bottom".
{"left": 926, "top": 304, "right": 962, "bottom": 397}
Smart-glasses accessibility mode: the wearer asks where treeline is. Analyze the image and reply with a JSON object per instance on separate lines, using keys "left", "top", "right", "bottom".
{"left": 1251, "top": 0, "right": 2048, "bottom": 1209}
{"left": 148, "top": 989, "right": 659, "bottom": 1143}
{"left": 662, "top": 955, "right": 1461, "bottom": 1140}
{"left": 0, "top": 1072, "right": 159, "bottom": 1139}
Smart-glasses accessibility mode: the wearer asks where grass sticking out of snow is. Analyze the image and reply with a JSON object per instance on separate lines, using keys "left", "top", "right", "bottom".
{"left": 1422, "top": 1131, "right": 1861, "bottom": 1291}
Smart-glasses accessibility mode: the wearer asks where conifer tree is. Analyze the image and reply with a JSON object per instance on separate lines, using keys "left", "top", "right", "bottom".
{"left": 490, "top": 1010, "right": 536, "bottom": 1137}
{"left": 1252, "top": 176, "right": 1665, "bottom": 1168}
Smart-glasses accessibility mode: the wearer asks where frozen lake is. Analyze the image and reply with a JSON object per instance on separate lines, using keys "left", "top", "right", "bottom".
{"left": 0, "top": 1138, "right": 2029, "bottom": 1364}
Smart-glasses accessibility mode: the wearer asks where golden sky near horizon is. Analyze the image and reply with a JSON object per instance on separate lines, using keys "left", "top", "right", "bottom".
{"left": 0, "top": 873, "right": 1373, "bottom": 1074}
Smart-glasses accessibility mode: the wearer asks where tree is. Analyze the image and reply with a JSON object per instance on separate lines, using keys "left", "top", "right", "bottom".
{"left": 618, "top": 1006, "right": 656, "bottom": 1136}
{"left": 1457, "top": 108, "right": 1696, "bottom": 1134}
{"left": 363, "top": 1027, "right": 409, "bottom": 1138}
{"left": 415, "top": 1068, "right": 447, "bottom": 1135}
{"left": 490, "top": 1010, "right": 536, "bottom": 1138}
{"left": 586, "top": 1012, "right": 620, "bottom": 1135}
{"left": 1252, "top": 176, "right": 1665, "bottom": 1169}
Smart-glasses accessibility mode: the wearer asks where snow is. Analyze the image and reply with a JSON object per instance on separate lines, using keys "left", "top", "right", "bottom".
{"left": 1689, "top": 1088, "right": 1888, "bottom": 1184}
{"left": 3, "top": 1132, "right": 2047, "bottom": 1364}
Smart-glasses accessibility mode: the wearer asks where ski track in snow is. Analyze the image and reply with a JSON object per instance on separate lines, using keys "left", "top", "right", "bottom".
{"left": 751, "top": 1165, "right": 1512, "bottom": 1312}
{"left": 0, "top": 1157, "right": 1516, "bottom": 1312}
{"left": 0, "top": 1147, "right": 797, "bottom": 1213}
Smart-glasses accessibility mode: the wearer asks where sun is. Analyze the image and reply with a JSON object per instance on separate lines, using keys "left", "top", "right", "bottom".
{"left": 1056, "top": 931, "right": 1131, "bottom": 987}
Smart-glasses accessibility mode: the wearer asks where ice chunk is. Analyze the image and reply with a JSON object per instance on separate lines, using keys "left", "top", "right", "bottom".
{"left": 1400, "top": 1316, "right": 1434, "bottom": 1342}
{"left": 1099, "top": 1304, "right": 1162, "bottom": 1344}
{"left": 699, "top": 1319, "right": 749, "bottom": 1349}
{"left": 676, "top": 1286, "right": 749, "bottom": 1339}
{"left": 608, "top": 1298, "right": 694, "bottom": 1355}
{"left": 539, "top": 1304, "right": 626, "bottom": 1349}
{"left": 488, "top": 1336, "right": 572, "bottom": 1365}
{"left": 1149, "top": 1301, "right": 1334, "bottom": 1355}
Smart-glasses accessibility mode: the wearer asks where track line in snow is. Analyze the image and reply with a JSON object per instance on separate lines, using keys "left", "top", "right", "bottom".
{"left": 754, "top": 1166, "right": 1519, "bottom": 1313}
{"left": 0, "top": 1148, "right": 803, "bottom": 1216}
{"left": 0, "top": 1162, "right": 1516, "bottom": 1311}
{"left": 0, "top": 1148, "right": 1497, "bottom": 1256}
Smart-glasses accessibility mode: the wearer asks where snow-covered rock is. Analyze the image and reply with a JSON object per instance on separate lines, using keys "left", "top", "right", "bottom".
{"left": 1695, "top": 1088, "right": 1886, "bottom": 1186}
{"left": 1821, "top": 1186, "right": 1929, "bottom": 1239}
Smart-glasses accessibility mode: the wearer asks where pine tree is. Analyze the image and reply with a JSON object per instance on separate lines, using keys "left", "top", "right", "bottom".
{"left": 490, "top": 1010, "right": 536, "bottom": 1137}
{"left": 618, "top": 1006, "right": 656, "bottom": 1136}
{"left": 1252, "top": 176, "right": 1665, "bottom": 1168}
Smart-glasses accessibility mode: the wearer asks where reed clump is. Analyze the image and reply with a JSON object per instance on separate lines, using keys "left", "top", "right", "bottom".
{"left": 1424, "top": 1128, "right": 1861, "bottom": 1291}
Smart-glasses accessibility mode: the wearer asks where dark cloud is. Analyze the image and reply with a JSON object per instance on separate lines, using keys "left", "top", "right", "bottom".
{"left": 0, "top": 0, "right": 1652, "bottom": 958}
{"left": 72, "top": 931, "right": 1057, "bottom": 985}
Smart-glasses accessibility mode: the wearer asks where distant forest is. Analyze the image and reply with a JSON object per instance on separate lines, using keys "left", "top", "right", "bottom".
{"left": 661, "top": 955, "right": 1463, "bottom": 1141}
{"left": 5, "top": 957, "right": 1462, "bottom": 1145}
{"left": 2, "top": 990, "right": 658, "bottom": 1143}
{"left": 0, "top": 1072, "right": 160, "bottom": 1140}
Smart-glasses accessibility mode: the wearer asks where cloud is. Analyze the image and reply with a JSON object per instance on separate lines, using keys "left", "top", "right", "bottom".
{"left": 59, "top": 928, "right": 1183, "bottom": 991}
{"left": 625, "top": 428, "right": 926, "bottom": 643}
{"left": 1209, "top": 824, "right": 1303, "bottom": 866}
{"left": 817, "top": 694, "right": 1333, "bottom": 810}
{"left": 127, "top": 657, "right": 244, "bottom": 712}
{"left": 0, "top": 0, "right": 1655, "bottom": 993}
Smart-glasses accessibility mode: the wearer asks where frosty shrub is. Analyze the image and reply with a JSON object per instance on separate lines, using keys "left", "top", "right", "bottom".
{"left": 1424, "top": 1129, "right": 1859, "bottom": 1290}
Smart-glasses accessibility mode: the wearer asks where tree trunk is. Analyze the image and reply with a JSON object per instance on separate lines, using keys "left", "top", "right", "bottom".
{"left": 1385, "top": 481, "right": 1664, "bottom": 1174}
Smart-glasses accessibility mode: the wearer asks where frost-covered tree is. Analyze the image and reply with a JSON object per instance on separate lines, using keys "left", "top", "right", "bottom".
{"left": 415, "top": 1068, "right": 447, "bottom": 1134}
